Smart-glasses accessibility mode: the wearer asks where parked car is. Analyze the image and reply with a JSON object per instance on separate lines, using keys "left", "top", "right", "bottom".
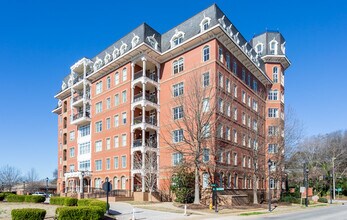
{"left": 32, "top": 192, "right": 46, "bottom": 197}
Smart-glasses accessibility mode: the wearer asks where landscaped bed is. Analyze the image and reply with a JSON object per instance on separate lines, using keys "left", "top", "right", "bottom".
{"left": 0, "top": 202, "right": 59, "bottom": 220}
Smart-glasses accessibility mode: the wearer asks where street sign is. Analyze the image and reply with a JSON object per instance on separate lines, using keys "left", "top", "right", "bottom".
{"left": 102, "top": 182, "right": 112, "bottom": 192}
{"left": 336, "top": 188, "right": 342, "bottom": 192}
{"left": 216, "top": 188, "right": 224, "bottom": 191}
{"left": 211, "top": 184, "right": 217, "bottom": 187}
{"left": 300, "top": 187, "right": 305, "bottom": 193}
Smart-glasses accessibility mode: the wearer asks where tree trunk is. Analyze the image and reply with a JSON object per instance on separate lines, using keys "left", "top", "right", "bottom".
{"left": 253, "top": 173, "right": 258, "bottom": 204}
{"left": 193, "top": 166, "right": 200, "bottom": 204}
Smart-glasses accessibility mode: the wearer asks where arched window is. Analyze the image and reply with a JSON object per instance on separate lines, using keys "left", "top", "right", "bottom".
{"left": 269, "top": 40, "right": 278, "bottom": 55}
{"left": 203, "top": 46, "right": 210, "bottom": 62}
{"left": 273, "top": 66, "right": 278, "bottom": 83}
{"left": 113, "top": 176, "right": 118, "bottom": 189}
{"left": 233, "top": 174, "right": 238, "bottom": 189}
{"left": 200, "top": 14, "right": 211, "bottom": 32}
{"left": 233, "top": 60, "right": 237, "bottom": 75}
{"left": 120, "top": 42, "right": 127, "bottom": 55}
{"left": 170, "top": 29, "right": 185, "bottom": 48}
{"left": 121, "top": 176, "right": 126, "bottom": 189}
{"left": 255, "top": 43, "right": 263, "bottom": 56}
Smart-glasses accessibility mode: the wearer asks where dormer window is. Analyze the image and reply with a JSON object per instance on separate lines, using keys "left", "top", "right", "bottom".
{"left": 120, "top": 42, "right": 127, "bottom": 55}
{"left": 255, "top": 43, "right": 263, "bottom": 56}
{"left": 199, "top": 13, "right": 211, "bottom": 32}
{"left": 147, "top": 34, "right": 158, "bottom": 50}
{"left": 170, "top": 29, "right": 185, "bottom": 48}
{"left": 269, "top": 39, "right": 278, "bottom": 55}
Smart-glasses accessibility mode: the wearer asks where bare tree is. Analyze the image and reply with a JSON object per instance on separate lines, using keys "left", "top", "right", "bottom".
{"left": 0, "top": 165, "right": 21, "bottom": 191}
{"left": 133, "top": 139, "right": 158, "bottom": 201}
{"left": 163, "top": 71, "right": 220, "bottom": 204}
{"left": 24, "top": 168, "right": 40, "bottom": 193}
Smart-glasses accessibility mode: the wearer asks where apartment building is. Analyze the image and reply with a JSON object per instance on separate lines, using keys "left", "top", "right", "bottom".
{"left": 52, "top": 4, "right": 290, "bottom": 199}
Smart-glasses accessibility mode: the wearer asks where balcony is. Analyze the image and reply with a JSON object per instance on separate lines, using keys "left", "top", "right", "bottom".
{"left": 133, "top": 116, "right": 157, "bottom": 126}
{"left": 74, "top": 75, "right": 84, "bottom": 85}
{"left": 133, "top": 93, "right": 157, "bottom": 104}
{"left": 71, "top": 111, "right": 91, "bottom": 125}
{"left": 133, "top": 71, "right": 158, "bottom": 82}
{"left": 131, "top": 138, "right": 158, "bottom": 153}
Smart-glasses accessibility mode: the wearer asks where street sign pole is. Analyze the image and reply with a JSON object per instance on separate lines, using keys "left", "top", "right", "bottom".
{"left": 106, "top": 177, "right": 109, "bottom": 214}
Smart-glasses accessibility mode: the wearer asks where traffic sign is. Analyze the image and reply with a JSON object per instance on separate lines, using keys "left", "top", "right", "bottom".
{"left": 216, "top": 188, "right": 224, "bottom": 191}
{"left": 102, "top": 182, "right": 112, "bottom": 192}
{"left": 300, "top": 187, "right": 305, "bottom": 193}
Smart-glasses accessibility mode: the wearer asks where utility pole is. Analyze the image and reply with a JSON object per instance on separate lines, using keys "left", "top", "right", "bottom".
{"left": 332, "top": 157, "right": 336, "bottom": 200}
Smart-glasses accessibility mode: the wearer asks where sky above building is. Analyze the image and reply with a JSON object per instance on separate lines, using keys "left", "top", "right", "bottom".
{"left": 0, "top": 0, "right": 346, "bottom": 179}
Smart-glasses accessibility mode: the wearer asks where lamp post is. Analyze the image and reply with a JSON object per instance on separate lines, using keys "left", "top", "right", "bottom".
{"left": 23, "top": 181, "right": 26, "bottom": 195}
{"left": 45, "top": 177, "right": 49, "bottom": 197}
{"left": 81, "top": 171, "right": 85, "bottom": 199}
{"left": 304, "top": 163, "right": 309, "bottom": 207}
{"left": 268, "top": 159, "right": 272, "bottom": 212}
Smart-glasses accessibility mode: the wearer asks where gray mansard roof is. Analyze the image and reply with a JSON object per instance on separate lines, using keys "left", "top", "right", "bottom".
{"left": 59, "top": 4, "right": 287, "bottom": 93}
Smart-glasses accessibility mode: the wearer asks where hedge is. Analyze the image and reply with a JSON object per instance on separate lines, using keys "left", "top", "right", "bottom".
{"left": 56, "top": 206, "right": 104, "bottom": 220}
{"left": 50, "top": 197, "right": 78, "bottom": 206}
{"left": 77, "top": 199, "right": 107, "bottom": 213}
{"left": 0, "top": 193, "right": 5, "bottom": 201}
{"left": 6, "top": 195, "right": 26, "bottom": 202}
{"left": 25, "top": 195, "right": 46, "bottom": 203}
{"left": 318, "top": 197, "right": 328, "bottom": 203}
{"left": 280, "top": 195, "right": 301, "bottom": 204}
{"left": 77, "top": 199, "right": 93, "bottom": 206}
{"left": 11, "top": 208, "right": 46, "bottom": 220}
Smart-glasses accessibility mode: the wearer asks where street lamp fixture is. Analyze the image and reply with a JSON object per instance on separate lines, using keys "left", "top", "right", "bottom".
{"left": 45, "top": 177, "right": 49, "bottom": 197}
{"left": 268, "top": 159, "right": 272, "bottom": 212}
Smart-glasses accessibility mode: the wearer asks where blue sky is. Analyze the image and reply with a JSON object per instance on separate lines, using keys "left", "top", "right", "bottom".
{"left": 0, "top": 0, "right": 346, "bottom": 179}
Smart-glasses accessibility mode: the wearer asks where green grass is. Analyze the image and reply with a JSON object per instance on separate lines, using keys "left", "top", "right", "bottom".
{"left": 239, "top": 211, "right": 267, "bottom": 216}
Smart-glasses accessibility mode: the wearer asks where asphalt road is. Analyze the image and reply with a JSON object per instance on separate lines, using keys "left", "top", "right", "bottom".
{"left": 255, "top": 204, "right": 347, "bottom": 220}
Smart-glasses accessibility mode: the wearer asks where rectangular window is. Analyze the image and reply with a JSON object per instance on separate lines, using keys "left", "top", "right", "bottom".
{"left": 122, "top": 91, "right": 127, "bottom": 103}
{"left": 114, "top": 115, "right": 119, "bottom": 127}
{"left": 233, "top": 129, "right": 237, "bottom": 143}
{"left": 106, "top": 97, "right": 111, "bottom": 109}
{"left": 122, "top": 112, "right": 127, "bottom": 124}
{"left": 172, "top": 152, "right": 183, "bottom": 166}
{"left": 173, "top": 129, "right": 184, "bottom": 143}
{"left": 268, "top": 144, "right": 278, "bottom": 153}
{"left": 202, "top": 98, "right": 210, "bottom": 112}
{"left": 115, "top": 72, "right": 119, "bottom": 85}
{"left": 226, "top": 78, "right": 230, "bottom": 93}
{"left": 202, "top": 124, "right": 210, "bottom": 138}
{"left": 203, "top": 46, "right": 210, "bottom": 62}
{"left": 202, "top": 72, "right": 209, "bottom": 87}
{"left": 268, "top": 90, "right": 279, "bottom": 100}
{"left": 69, "top": 164, "right": 75, "bottom": 172}
{"left": 252, "top": 100, "right": 258, "bottom": 112}
{"left": 218, "top": 98, "right": 224, "bottom": 113}
{"left": 226, "top": 53, "right": 231, "bottom": 69}
{"left": 268, "top": 108, "right": 279, "bottom": 118}
{"left": 227, "top": 104, "right": 231, "bottom": 117}
{"left": 106, "top": 118, "right": 111, "bottom": 130}
{"left": 114, "top": 156, "right": 119, "bottom": 169}
{"left": 95, "top": 160, "right": 102, "bottom": 171}
{"left": 226, "top": 127, "right": 231, "bottom": 140}
{"left": 234, "top": 85, "right": 238, "bottom": 97}
{"left": 115, "top": 94, "right": 120, "bottom": 106}
{"left": 233, "top": 61, "right": 237, "bottom": 75}
{"left": 203, "top": 148, "right": 209, "bottom": 162}
{"left": 242, "top": 156, "right": 246, "bottom": 167}
{"left": 233, "top": 153, "right": 237, "bottom": 166}
{"left": 106, "top": 138, "right": 111, "bottom": 150}
{"left": 95, "top": 121, "right": 102, "bottom": 133}
{"left": 253, "top": 80, "right": 258, "bottom": 92}
{"left": 242, "top": 91, "right": 246, "bottom": 103}
{"left": 242, "top": 112, "right": 246, "bottom": 125}
{"left": 106, "top": 158, "right": 110, "bottom": 170}
{"left": 95, "top": 102, "right": 102, "bottom": 114}
{"left": 242, "top": 68, "right": 246, "bottom": 82}
{"left": 79, "top": 142, "right": 90, "bottom": 155}
{"left": 96, "top": 81, "right": 103, "bottom": 95}
{"left": 173, "top": 82, "right": 184, "bottom": 97}
{"left": 253, "top": 120, "right": 258, "bottom": 131}
{"left": 268, "top": 126, "right": 279, "bottom": 136}
{"left": 121, "top": 155, "right": 126, "bottom": 168}
{"left": 122, "top": 134, "right": 127, "bottom": 147}
{"left": 69, "top": 131, "right": 75, "bottom": 141}
{"left": 69, "top": 147, "right": 75, "bottom": 157}
{"left": 114, "top": 136, "right": 119, "bottom": 148}
{"left": 78, "top": 124, "right": 90, "bottom": 137}
{"left": 79, "top": 160, "right": 90, "bottom": 171}
{"left": 233, "top": 107, "right": 237, "bottom": 121}
{"left": 218, "top": 47, "right": 223, "bottom": 62}
{"left": 248, "top": 96, "right": 251, "bottom": 107}
{"left": 95, "top": 140, "right": 102, "bottom": 152}
{"left": 242, "top": 134, "right": 246, "bottom": 146}
{"left": 227, "top": 152, "right": 231, "bottom": 164}
{"left": 122, "top": 68, "right": 127, "bottom": 81}
{"left": 173, "top": 106, "right": 183, "bottom": 120}
{"left": 218, "top": 72, "right": 223, "bottom": 88}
